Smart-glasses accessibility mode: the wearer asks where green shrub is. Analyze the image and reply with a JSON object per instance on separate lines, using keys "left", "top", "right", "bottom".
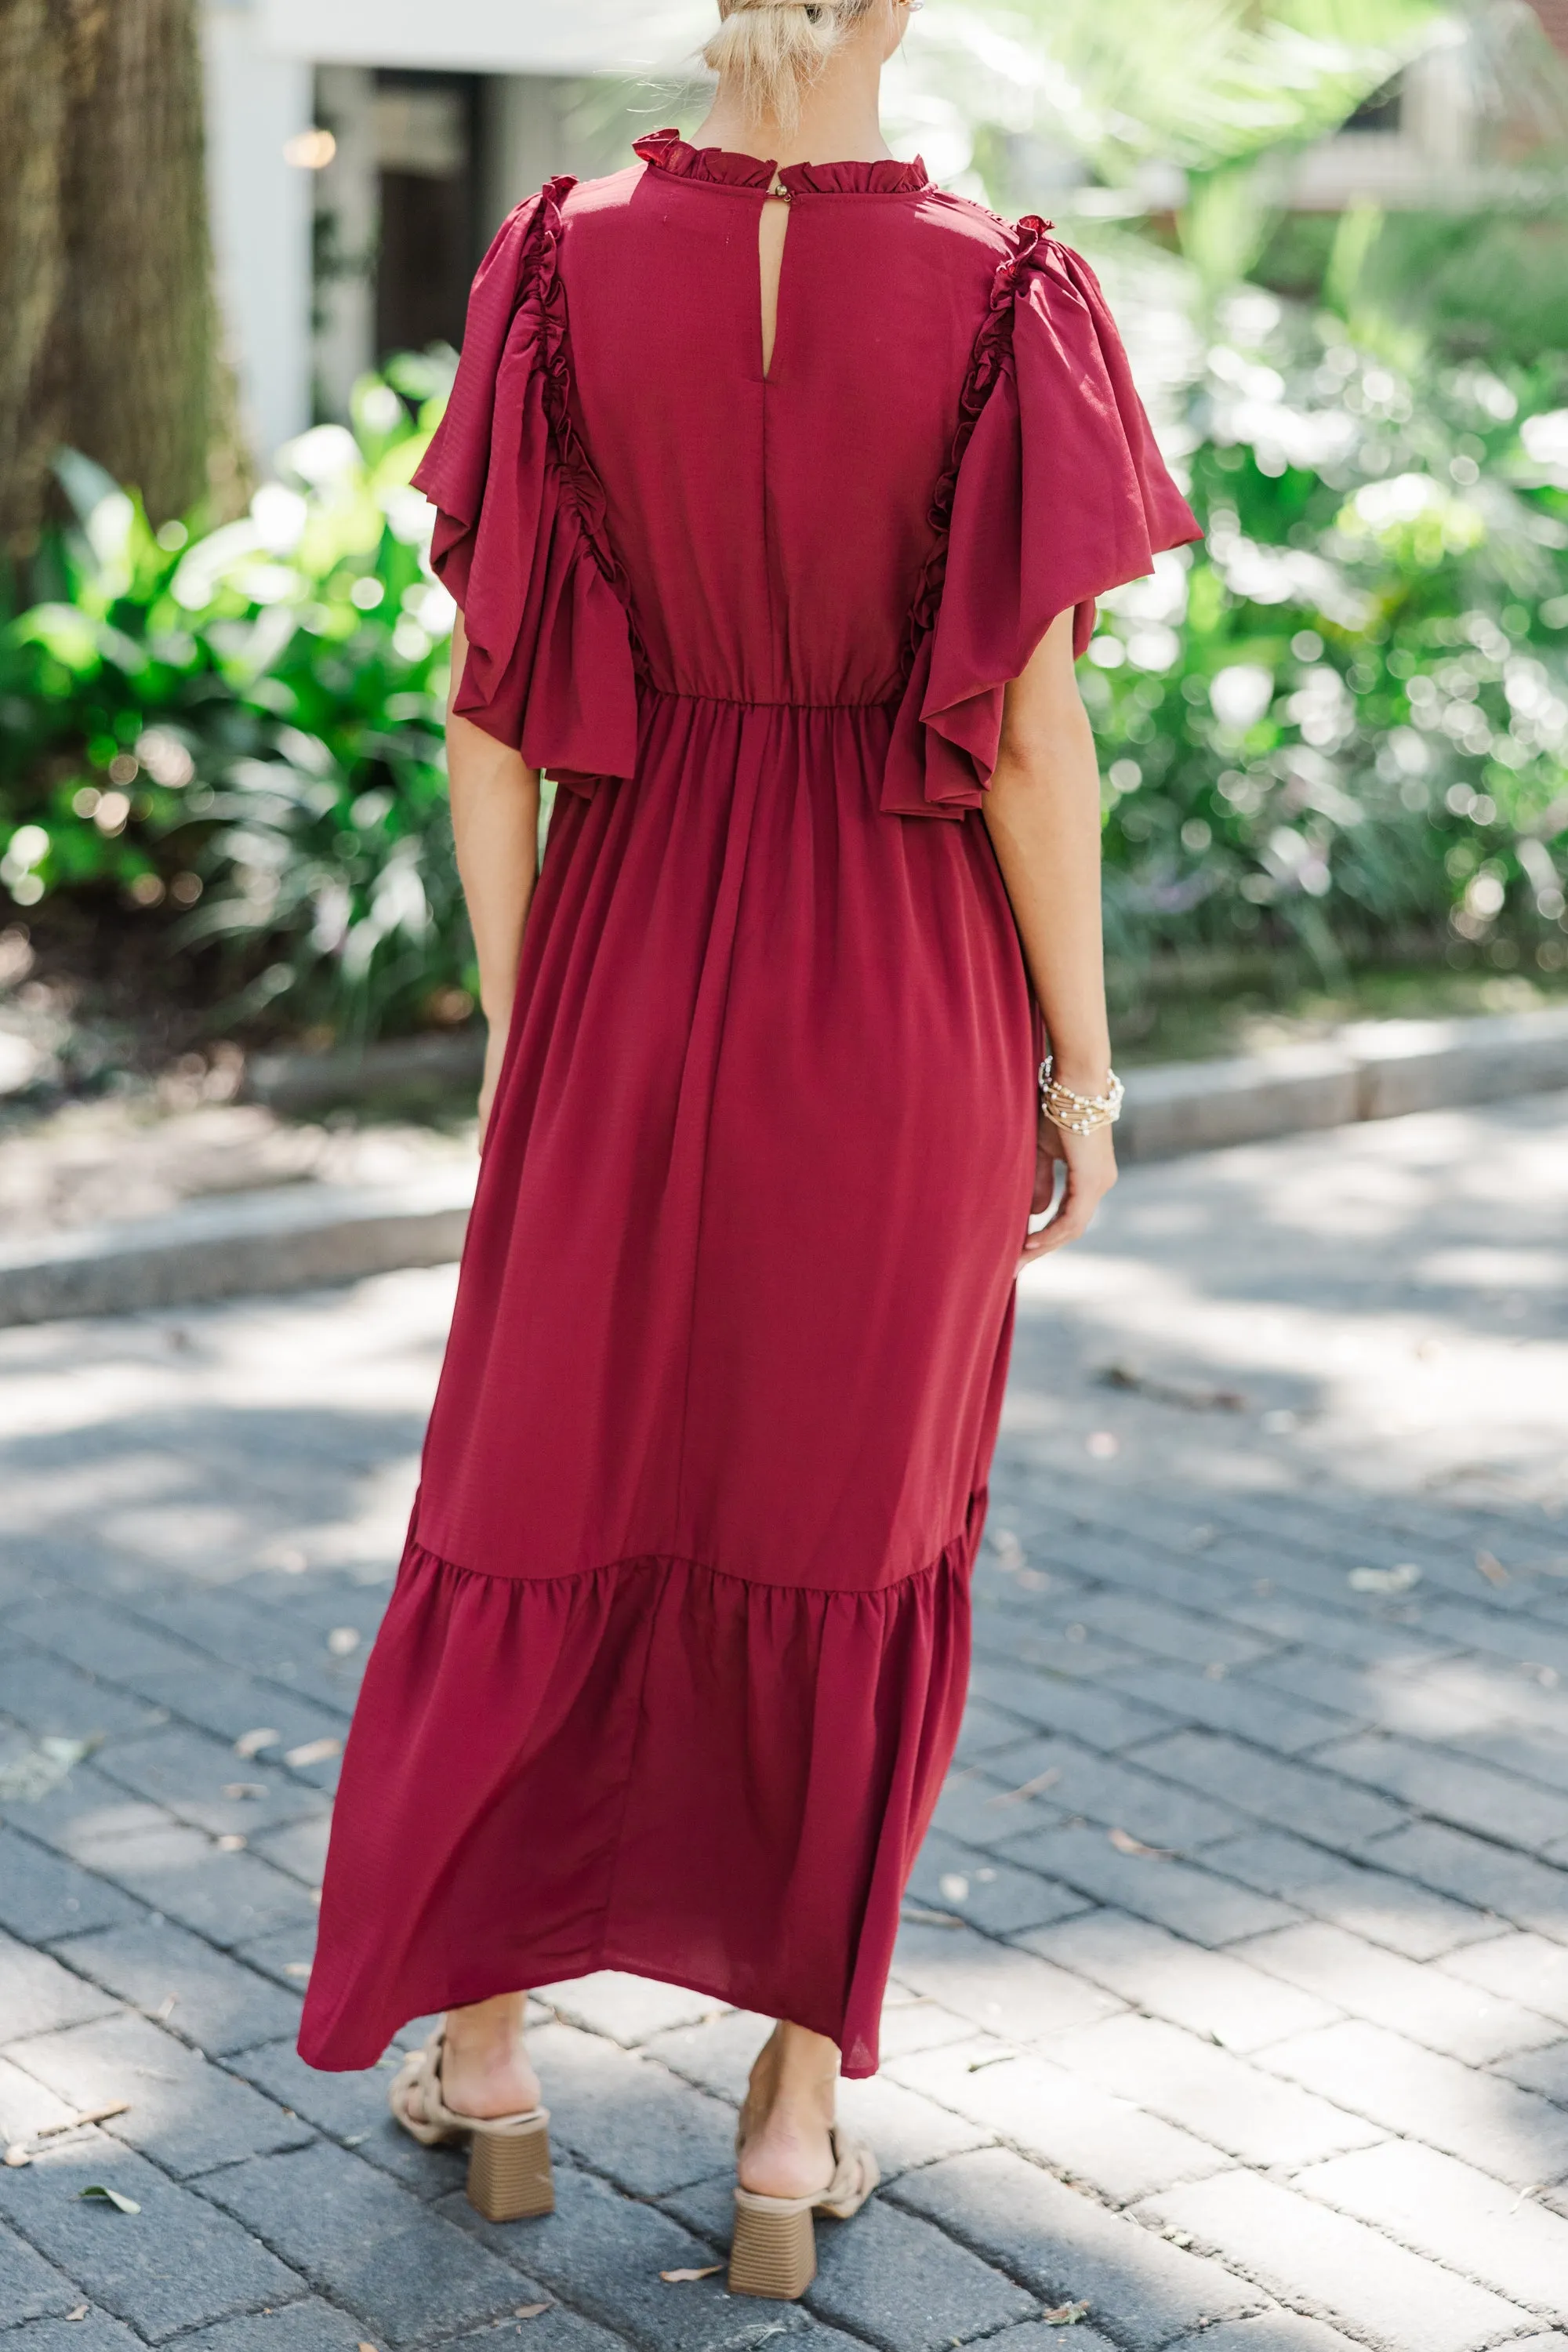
{"left": 3, "top": 319, "right": 1567, "bottom": 1043}
{"left": 1086, "top": 289, "right": 1568, "bottom": 992}
{"left": 0, "top": 360, "right": 474, "bottom": 1043}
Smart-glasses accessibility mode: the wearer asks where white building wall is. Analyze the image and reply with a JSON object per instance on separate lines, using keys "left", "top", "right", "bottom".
{"left": 205, "top": 1, "right": 694, "bottom": 459}
{"left": 481, "top": 77, "right": 645, "bottom": 234}
{"left": 259, "top": 0, "right": 709, "bottom": 76}
{"left": 1289, "top": 47, "right": 1479, "bottom": 211}
{"left": 202, "top": 0, "right": 315, "bottom": 468}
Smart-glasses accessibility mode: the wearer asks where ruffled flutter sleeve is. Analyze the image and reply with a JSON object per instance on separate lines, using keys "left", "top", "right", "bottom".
{"left": 412, "top": 180, "right": 640, "bottom": 796}
{"left": 882, "top": 227, "right": 1201, "bottom": 818}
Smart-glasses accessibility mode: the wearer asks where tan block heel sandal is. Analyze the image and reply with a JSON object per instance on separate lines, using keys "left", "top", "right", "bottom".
{"left": 388, "top": 2025, "right": 554, "bottom": 2222}
{"left": 728, "top": 2126, "right": 880, "bottom": 2300}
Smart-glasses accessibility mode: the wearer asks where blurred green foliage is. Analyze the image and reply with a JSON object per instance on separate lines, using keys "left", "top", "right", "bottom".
{"left": 908, "top": 0, "right": 1444, "bottom": 194}
{"left": 3, "top": 317, "right": 1567, "bottom": 1034}
{"left": 5, "top": 0, "right": 1568, "bottom": 1038}
{"left": 1086, "top": 281, "right": 1568, "bottom": 994}
{"left": 0, "top": 359, "right": 475, "bottom": 1041}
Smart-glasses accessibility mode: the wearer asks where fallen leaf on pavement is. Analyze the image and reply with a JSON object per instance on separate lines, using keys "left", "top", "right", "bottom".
{"left": 216, "top": 1833, "right": 248, "bottom": 1852}
{"left": 1476, "top": 1549, "right": 1510, "bottom": 1586}
{"left": 899, "top": 1904, "right": 964, "bottom": 1928}
{"left": 515, "top": 2306, "right": 551, "bottom": 2318}
{"left": 234, "top": 1729, "right": 279, "bottom": 1759}
{"left": 659, "top": 2267, "right": 721, "bottom": 2283}
{"left": 78, "top": 2186, "right": 140, "bottom": 2214}
{"left": 65, "top": 2309, "right": 89, "bottom": 2323}
{"left": 990, "top": 1766, "right": 1062, "bottom": 1804}
{"left": 1100, "top": 1363, "right": 1246, "bottom": 1411}
{"left": 1044, "top": 2302, "right": 1091, "bottom": 2326}
{"left": 0, "top": 1735, "right": 94, "bottom": 1803}
{"left": 284, "top": 1737, "right": 341, "bottom": 1769}
{"left": 1348, "top": 1563, "right": 1421, "bottom": 1594}
{"left": 223, "top": 1782, "right": 267, "bottom": 1799}
{"left": 1109, "top": 1827, "right": 1172, "bottom": 1858}
{"left": 284, "top": 1961, "right": 312, "bottom": 1979}
{"left": 38, "top": 2101, "right": 131, "bottom": 2136}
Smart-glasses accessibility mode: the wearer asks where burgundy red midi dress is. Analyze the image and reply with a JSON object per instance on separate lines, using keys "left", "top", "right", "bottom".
{"left": 301, "top": 132, "right": 1197, "bottom": 2078}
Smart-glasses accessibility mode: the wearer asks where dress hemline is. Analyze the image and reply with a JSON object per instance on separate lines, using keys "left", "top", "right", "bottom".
{"left": 298, "top": 1519, "right": 981, "bottom": 2078}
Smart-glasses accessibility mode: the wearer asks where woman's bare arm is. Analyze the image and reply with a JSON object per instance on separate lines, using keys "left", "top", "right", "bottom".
{"left": 446, "top": 612, "right": 542, "bottom": 1145}
{"left": 984, "top": 608, "right": 1117, "bottom": 1262}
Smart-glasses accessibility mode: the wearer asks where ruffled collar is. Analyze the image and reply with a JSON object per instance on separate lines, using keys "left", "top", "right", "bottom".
{"left": 633, "top": 129, "right": 929, "bottom": 198}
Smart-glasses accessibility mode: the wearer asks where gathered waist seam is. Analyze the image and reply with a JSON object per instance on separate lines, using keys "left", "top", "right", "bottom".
{"left": 637, "top": 684, "right": 900, "bottom": 715}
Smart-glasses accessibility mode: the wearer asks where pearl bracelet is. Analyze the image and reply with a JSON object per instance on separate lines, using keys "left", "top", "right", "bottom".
{"left": 1039, "top": 1055, "right": 1124, "bottom": 1135}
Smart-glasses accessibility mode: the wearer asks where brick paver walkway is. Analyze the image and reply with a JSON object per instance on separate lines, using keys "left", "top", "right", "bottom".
{"left": 2, "top": 1091, "right": 1567, "bottom": 2352}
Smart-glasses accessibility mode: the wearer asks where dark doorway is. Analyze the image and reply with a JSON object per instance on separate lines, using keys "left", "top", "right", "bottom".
{"left": 1344, "top": 75, "right": 1404, "bottom": 136}
{"left": 375, "top": 71, "right": 484, "bottom": 359}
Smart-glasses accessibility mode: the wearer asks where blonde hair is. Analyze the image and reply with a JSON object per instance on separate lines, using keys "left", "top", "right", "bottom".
{"left": 704, "top": 0, "right": 880, "bottom": 130}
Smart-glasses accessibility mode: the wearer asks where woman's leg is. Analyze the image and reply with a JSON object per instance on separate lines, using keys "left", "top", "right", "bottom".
{"left": 437, "top": 1991, "right": 542, "bottom": 2118}
{"left": 736, "top": 2021, "right": 839, "bottom": 2198}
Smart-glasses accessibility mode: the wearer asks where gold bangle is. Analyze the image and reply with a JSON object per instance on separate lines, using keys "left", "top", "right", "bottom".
{"left": 1039, "top": 1056, "right": 1124, "bottom": 1135}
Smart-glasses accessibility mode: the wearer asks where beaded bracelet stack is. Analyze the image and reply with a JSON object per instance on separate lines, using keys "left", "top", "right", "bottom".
{"left": 1039, "top": 1055, "right": 1124, "bottom": 1135}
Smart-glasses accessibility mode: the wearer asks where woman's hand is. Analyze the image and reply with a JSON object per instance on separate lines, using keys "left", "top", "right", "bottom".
{"left": 1019, "top": 1110, "right": 1116, "bottom": 1267}
{"left": 985, "top": 617, "right": 1120, "bottom": 1276}
{"left": 477, "top": 1019, "right": 510, "bottom": 1152}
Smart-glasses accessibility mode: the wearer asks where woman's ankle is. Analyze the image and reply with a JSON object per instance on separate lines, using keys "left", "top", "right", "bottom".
{"left": 440, "top": 1994, "right": 540, "bottom": 2118}
{"left": 445, "top": 1991, "right": 529, "bottom": 2053}
{"left": 758, "top": 2021, "right": 838, "bottom": 2101}
{"left": 738, "top": 2021, "right": 839, "bottom": 2190}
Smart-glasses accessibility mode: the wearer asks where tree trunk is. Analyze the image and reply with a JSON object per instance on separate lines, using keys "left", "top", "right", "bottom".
{"left": 0, "top": 0, "right": 232, "bottom": 556}
{"left": 0, "top": 0, "right": 71, "bottom": 554}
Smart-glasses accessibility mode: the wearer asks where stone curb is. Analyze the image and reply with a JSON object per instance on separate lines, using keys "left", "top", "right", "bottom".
{"left": 244, "top": 1028, "right": 484, "bottom": 1112}
{"left": 1117, "top": 1004, "right": 1568, "bottom": 1160}
{"left": 2, "top": 1007, "right": 1566, "bottom": 1326}
{"left": 0, "top": 1166, "right": 477, "bottom": 1327}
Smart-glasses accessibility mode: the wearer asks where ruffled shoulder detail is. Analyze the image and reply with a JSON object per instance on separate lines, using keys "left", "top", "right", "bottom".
{"left": 882, "top": 223, "right": 1201, "bottom": 819}
{"left": 413, "top": 179, "right": 640, "bottom": 795}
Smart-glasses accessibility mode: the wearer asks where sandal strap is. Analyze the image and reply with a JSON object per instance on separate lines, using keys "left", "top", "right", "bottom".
{"left": 389, "top": 2041, "right": 453, "bottom": 2147}
{"left": 731, "top": 2124, "right": 880, "bottom": 2220}
{"left": 818, "top": 2127, "right": 879, "bottom": 2219}
{"left": 394, "top": 2027, "right": 549, "bottom": 2143}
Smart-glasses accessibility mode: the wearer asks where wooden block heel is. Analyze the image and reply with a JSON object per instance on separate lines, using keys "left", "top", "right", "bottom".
{"left": 728, "top": 2126, "right": 880, "bottom": 2302}
{"left": 467, "top": 2118, "right": 554, "bottom": 2222}
{"left": 729, "top": 2193, "right": 817, "bottom": 2299}
{"left": 389, "top": 2025, "right": 554, "bottom": 2223}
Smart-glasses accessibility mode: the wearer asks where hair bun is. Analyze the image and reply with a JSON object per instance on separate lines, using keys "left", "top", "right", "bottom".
{"left": 704, "top": 0, "right": 873, "bottom": 129}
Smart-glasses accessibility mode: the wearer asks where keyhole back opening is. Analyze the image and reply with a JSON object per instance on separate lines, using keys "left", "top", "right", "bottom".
{"left": 758, "top": 191, "right": 791, "bottom": 381}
